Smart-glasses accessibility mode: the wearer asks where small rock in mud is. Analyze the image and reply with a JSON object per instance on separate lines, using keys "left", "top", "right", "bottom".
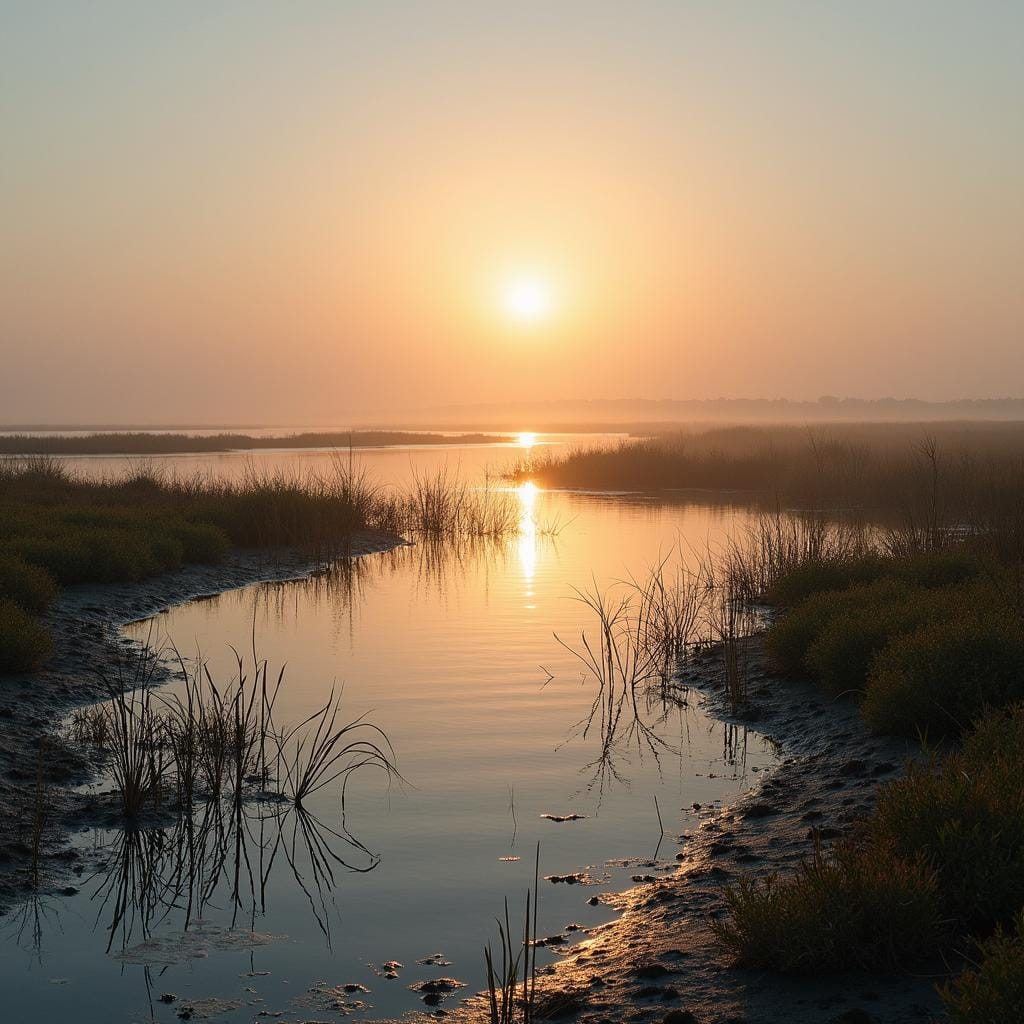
{"left": 631, "top": 874, "right": 658, "bottom": 882}
{"left": 540, "top": 813, "right": 587, "bottom": 822}
{"left": 662, "top": 1012, "right": 698, "bottom": 1024}
{"left": 586, "top": 895, "right": 600, "bottom": 905}
{"left": 342, "top": 983, "right": 369, "bottom": 993}
{"left": 634, "top": 962, "right": 672, "bottom": 978}
{"left": 410, "top": 978, "right": 467, "bottom": 1004}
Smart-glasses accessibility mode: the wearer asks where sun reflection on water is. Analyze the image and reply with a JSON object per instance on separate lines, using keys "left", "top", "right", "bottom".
{"left": 516, "top": 480, "right": 539, "bottom": 591}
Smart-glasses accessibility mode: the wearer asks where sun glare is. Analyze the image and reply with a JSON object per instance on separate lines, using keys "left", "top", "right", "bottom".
{"left": 517, "top": 431, "right": 537, "bottom": 448}
{"left": 501, "top": 278, "right": 552, "bottom": 324}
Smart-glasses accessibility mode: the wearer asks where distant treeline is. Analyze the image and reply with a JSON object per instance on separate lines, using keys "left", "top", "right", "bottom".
{"left": 417, "top": 396, "right": 1024, "bottom": 428}
{"left": 0, "top": 430, "right": 510, "bottom": 456}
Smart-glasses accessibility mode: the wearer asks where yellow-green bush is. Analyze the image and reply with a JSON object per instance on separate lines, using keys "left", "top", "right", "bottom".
{"left": 712, "top": 838, "right": 942, "bottom": 972}
{"left": 941, "top": 911, "right": 1024, "bottom": 1024}
{"left": 864, "top": 615, "right": 1024, "bottom": 738}
{"left": 0, "top": 598, "right": 53, "bottom": 672}
{"left": 870, "top": 707, "right": 1024, "bottom": 933}
{"left": 0, "top": 555, "right": 57, "bottom": 614}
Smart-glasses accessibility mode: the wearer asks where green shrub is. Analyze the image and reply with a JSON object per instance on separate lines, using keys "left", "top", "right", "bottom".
{"left": 0, "top": 599, "right": 53, "bottom": 672}
{"left": 14, "top": 535, "right": 95, "bottom": 585}
{"left": 864, "top": 615, "right": 1024, "bottom": 737}
{"left": 803, "top": 592, "right": 945, "bottom": 695}
{"left": 145, "top": 531, "right": 186, "bottom": 573}
{"left": 765, "top": 579, "right": 918, "bottom": 678}
{"left": 765, "top": 555, "right": 888, "bottom": 606}
{"left": 765, "top": 550, "right": 981, "bottom": 608}
{"left": 940, "top": 911, "right": 1024, "bottom": 1024}
{"left": 893, "top": 549, "right": 981, "bottom": 590}
{"left": 871, "top": 707, "right": 1024, "bottom": 933}
{"left": 0, "top": 555, "right": 57, "bottom": 614}
{"left": 712, "top": 839, "right": 942, "bottom": 972}
{"left": 171, "top": 521, "right": 229, "bottom": 563}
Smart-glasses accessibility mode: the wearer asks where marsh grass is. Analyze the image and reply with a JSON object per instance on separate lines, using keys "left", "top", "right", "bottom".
{"left": 517, "top": 421, "right": 1024, "bottom": 520}
{"left": 484, "top": 844, "right": 539, "bottom": 1024}
{"left": 716, "top": 707, "right": 1024, "bottom": 976}
{"left": 274, "top": 691, "right": 400, "bottom": 808}
{"left": 69, "top": 642, "right": 398, "bottom": 822}
{"left": 0, "top": 457, "right": 524, "bottom": 675}
{"left": 712, "top": 835, "right": 943, "bottom": 972}
{"left": 940, "top": 911, "right": 1024, "bottom": 1024}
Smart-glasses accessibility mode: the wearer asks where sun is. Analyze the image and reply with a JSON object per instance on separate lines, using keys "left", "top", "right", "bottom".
{"left": 501, "top": 277, "right": 552, "bottom": 324}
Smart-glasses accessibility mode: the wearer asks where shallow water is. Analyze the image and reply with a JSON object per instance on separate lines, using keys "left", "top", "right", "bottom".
{"left": 0, "top": 441, "right": 778, "bottom": 1023}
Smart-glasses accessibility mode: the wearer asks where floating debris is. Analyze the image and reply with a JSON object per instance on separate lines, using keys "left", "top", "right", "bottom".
{"left": 545, "top": 871, "right": 598, "bottom": 885}
{"left": 417, "top": 953, "right": 453, "bottom": 966}
{"left": 498, "top": 855, "right": 521, "bottom": 862}
{"left": 540, "top": 813, "right": 587, "bottom": 822}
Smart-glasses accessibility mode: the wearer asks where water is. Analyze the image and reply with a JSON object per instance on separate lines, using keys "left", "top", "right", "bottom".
{"left": 0, "top": 438, "right": 777, "bottom": 1023}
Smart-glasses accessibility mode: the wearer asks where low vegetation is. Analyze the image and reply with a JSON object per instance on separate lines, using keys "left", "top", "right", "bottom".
{"left": 0, "top": 429, "right": 510, "bottom": 455}
{"left": 716, "top": 709, "right": 1024, "bottom": 976}
{"left": 0, "top": 457, "right": 520, "bottom": 674}
{"left": 515, "top": 421, "right": 1024, "bottom": 521}
{"left": 940, "top": 911, "right": 1024, "bottom": 1023}
{"left": 66, "top": 644, "right": 400, "bottom": 821}
{"left": 712, "top": 497, "right": 1024, "bottom": 1018}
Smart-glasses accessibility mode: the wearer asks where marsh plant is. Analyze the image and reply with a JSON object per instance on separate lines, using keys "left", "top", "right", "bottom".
{"left": 68, "top": 642, "right": 400, "bottom": 824}
{"left": 484, "top": 845, "right": 540, "bottom": 1024}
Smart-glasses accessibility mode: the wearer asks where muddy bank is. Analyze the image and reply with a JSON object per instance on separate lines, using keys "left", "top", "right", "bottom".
{"left": 0, "top": 529, "right": 402, "bottom": 901}
{"left": 418, "top": 641, "right": 943, "bottom": 1024}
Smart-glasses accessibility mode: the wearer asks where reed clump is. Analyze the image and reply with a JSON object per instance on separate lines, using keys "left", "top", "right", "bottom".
{"left": 517, "top": 421, "right": 1024, "bottom": 522}
{"left": 68, "top": 644, "right": 399, "bottom": 822}
{"left": 484, "top": 845, "right": 539, "bottom": 1024}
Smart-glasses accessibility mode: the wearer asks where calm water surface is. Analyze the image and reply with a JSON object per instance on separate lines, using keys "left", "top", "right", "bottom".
{"left": 1, "top": 440, "right": 778, "bottom": 1023}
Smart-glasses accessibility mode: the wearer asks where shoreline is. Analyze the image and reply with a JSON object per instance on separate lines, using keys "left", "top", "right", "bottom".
{"left": 0, "top": 529, "right": 404, "bottom": 902}
{"left": 422, "top": 641, "right": 943, "bottom": 1024}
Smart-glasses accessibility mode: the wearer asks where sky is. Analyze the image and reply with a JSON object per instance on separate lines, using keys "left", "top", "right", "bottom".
{"left": 2, "top": 1, "right": 1023, "bottom": 425}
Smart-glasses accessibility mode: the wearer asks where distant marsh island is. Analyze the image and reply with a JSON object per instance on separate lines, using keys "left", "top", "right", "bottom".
{"left": 0, "top": 429, "right": 512, "bottom": 456}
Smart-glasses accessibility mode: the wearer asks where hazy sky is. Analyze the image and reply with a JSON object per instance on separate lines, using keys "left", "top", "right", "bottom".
{"left": 2, "top": 1, "right": 1023, "bottom": 424}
